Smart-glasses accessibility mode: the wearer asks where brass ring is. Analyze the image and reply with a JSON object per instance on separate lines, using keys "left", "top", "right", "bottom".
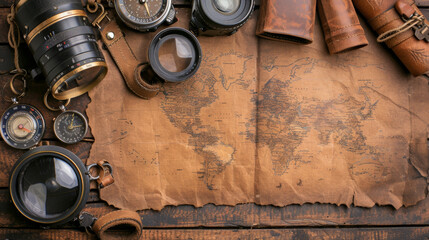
{"left": 86, "top": 2, "right": 98, "bottom": 13}
{"left": 44, "top": 89, "right": 71, "bottom": 111}
{"left": 2, "top": 81, "right": 25, "bottom": 103}
{"left": 26, "top": 10, "right": 87, "bottom": 44}
{"left": 9, "top": 72, "right": 27, "bottom": 97}
{"left": 15, "top": 0, "right": 27, "bottom": 12}
{"left": 51, "top": 61, "right": 107, "bottom": 100}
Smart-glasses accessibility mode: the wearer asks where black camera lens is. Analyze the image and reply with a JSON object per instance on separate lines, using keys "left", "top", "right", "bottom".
{"left": 146, "top": 27, "right": 202, "bottom": 83}
{"left": 9, "top": 146, "right": 89, "bottom": 225}
{"left": 15, "top": 0, "right": 107, "bottom": 100}
{"left": 213, "top": 0, "right": 240, "bottom": 14}
{"left": 190, "top": 0, "right": 255, "bottom": 36}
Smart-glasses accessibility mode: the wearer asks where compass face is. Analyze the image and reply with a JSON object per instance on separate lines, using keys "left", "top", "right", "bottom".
{"left": 1, "top": 104, "right": 45, "bottom": 149}
{"left": 115, "top": 0, "right": 171, "bottom": 31}
{"left": 53, "top": 110, "right": 88, "bottom": 144}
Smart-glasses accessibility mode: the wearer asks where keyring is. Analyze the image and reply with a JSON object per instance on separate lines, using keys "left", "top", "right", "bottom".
{"left": 86, "top": 2, "right": 99, "bottom": 13}
{"left": 86, "top": 162, "right": 113, "bottom": 181}
{"left": 9, "top": 71, "right": 27, "bottom": 96}
{"left": 2, "top": 78, "right": 25, "bottom": 103}
{"left": 87, "top": 163, "right": 102, "bottom": 180}
{"left": 44, "top": 89, "right": 71, "bottom": 111}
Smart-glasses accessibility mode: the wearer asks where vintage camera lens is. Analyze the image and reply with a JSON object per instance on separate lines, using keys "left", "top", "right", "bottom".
{"left": 146, "top": 27, "right": 202, "bottom": 83}
{"left": 213, "top": 0, "right": 240, "bottom": 14}
{"left": 190, "top": 0, "right": 255, "bottom": 36}
{"left": 9, "top": 146, "right": 89, "bottom": 225}
{"left": 14, "top": 0, "right": 107, "bottom": 100}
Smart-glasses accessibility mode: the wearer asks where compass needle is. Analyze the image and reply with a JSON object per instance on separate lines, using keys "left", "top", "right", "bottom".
{"left": 1, "top": 104, "right": 45, "bottom": 149}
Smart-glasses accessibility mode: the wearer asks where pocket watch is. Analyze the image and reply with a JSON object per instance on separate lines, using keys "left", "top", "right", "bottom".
{"left": 44, "top": 91, "right": 89, "bottom": 144}
{"left": 53, "top": 107, "right": 88, "bottom": 144}
{"left": 114, "top": 0, "right": 177, "bottom": 31}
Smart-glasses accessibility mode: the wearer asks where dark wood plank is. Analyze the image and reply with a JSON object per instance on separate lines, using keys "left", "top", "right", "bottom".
{"left": 1, "top": 227, "right": 429, "bottom": 240}
{"left": 0, "top": 8, "right": 8, "bottom": 43}
{"left": 417, "top": 0, "right": 429, "bottom": 7}
{"left": 0, "top": 0, "right": 194, "bottom": 7}
{"left": 0, "top": 0, "right": 422, "bottom": 9}
{"left": 0, "top": 46, "right": 14, "bottom": 72}
{"left": 142, "top": 227, "right": 429, "bottom": 239}
{"left": 421, "top": 8, "right": 429, "bottom": 17}
{"left": 0, "top": 229, "right": 95, "bottom": 240}
{"left": 3, "top": 184, "right": 429, "bottom": 229}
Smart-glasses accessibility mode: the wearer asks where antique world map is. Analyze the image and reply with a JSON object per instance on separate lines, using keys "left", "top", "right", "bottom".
{"left": 87, "top": 10, "right": 429, "bottom": 210}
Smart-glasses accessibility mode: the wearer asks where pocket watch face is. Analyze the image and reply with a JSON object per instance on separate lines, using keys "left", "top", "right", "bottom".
{"left": 114, "top": 0, "right": 172, "bottom": 31}
{"left": 53, "top": 110, "right": 88, "bottom": 144}
{"left": 1, "top": 104, "right": 45, "bottom": 149}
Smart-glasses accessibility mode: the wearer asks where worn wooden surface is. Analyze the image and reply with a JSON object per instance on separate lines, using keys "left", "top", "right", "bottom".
{"left": 0, "top": 0, "right": 429, "bottom": 239}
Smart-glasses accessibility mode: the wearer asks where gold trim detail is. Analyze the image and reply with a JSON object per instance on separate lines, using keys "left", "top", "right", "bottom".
{"left": 15, "top": 0, "right": 28, "bottom": 12}
{"left": 51, "top": 61, "right": 108, "bottom": 100}
{"left": 26, "top": 10, "right": 87, "bottom": 44}
{"left": 9, "top": 150, "right": 86, "bottom": 224}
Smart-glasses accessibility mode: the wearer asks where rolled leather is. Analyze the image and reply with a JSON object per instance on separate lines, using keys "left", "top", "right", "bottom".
{"left": 352, "top": 0, "right": 429, "bottom": 76}
{"left": 256, "top": 0, "right": 317, "bottom": 44}
{"left": 318, "top": 0, "right": 368, "bottom": 54}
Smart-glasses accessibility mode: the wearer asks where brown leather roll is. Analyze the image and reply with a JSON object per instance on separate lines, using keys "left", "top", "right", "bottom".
{"left": 352, "top": 0, "right": 429, "bottom": 76}
{"left": 256, "top": 0, "right": 317, "bottom": 44}
{"left": 318, "top": 0, "right": 368, "bottom": 54}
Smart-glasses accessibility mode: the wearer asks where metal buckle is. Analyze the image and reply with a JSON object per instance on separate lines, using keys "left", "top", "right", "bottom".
{"left": 91, "top": 3, "right": 111, "bottom": 29}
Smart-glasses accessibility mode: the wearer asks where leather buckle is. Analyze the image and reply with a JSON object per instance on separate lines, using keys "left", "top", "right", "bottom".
{"left": 91, "top": 3, "right": 111, "bottom": 29}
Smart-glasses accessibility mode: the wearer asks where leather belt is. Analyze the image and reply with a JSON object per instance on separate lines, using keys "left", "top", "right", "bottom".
{"left": 92, "top": 210, "right": 143, "bottom": 240}
{"left": 99, "top": 16, "right": 162, "bottom": 99}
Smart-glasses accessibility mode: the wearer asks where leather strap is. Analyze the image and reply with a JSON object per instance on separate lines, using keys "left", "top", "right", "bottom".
{"left": 96, "top": 160, "right": 114, "bottom": 188}
{"left": 100, "top": 18, "right": 161, "bottom": 99}
{"left": 368, "top": 0, "right": 420, "bottom": 48}
{"left": 92, "top": 210, "right": 142, "bottom": 240}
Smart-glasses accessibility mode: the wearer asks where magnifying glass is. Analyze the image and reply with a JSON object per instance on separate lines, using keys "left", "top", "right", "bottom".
{"left": 143, "top": 27, "right": 202, "bottom": 83}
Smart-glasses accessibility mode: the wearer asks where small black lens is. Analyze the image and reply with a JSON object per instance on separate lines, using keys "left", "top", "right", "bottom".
{"left": 15, "top": 0, "right": 107, "bottom": 100}
{"left": 10, "top": 146, "right": 89, "bottom": 225}
{"left": 148, "top": 27, "right": 202, "bottom": 83}
{"left": 190, "top": 0, "right": 255, "bottom": 36}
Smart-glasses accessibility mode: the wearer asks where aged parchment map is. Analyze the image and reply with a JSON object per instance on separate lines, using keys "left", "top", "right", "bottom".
{"left": 87, "top": 9, "right": 429, "bottom": 210}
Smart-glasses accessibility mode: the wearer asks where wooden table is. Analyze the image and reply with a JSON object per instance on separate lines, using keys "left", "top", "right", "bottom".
{"left": 1, "top": 1, "right": 429, "bottom": 239}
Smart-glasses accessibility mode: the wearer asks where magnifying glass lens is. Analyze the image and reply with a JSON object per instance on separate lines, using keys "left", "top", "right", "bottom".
{"left": 214, "top": 0, "right": 240, "bottom": 14}
{"left": 158, "top": 36, "right": 194, "bottom": 73}
{"left": 17, "top": 157, "right": 79, "bottom": 219}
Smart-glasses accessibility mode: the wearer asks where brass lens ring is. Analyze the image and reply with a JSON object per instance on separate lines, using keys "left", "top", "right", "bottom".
{"left": 15, "top": 0, "right": 28, "bottom": 12}
{"left": 51, "top": 61, "right": 107, "bottom": 100}
{"left": 9, "top": 72, "right": 27, "bottom": 97}
{"left": 26, "top": 10, "right": 87, "bottom": 44}
{"left": 44, "top": 89, "right": 71, "bottom": 111}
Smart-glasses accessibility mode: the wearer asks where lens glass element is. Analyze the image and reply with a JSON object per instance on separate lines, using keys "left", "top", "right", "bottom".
{"left": 17, "top": 156, "right": 79, "bottom": 219}
{"left": 213, "top": 0, "right": 240, "bottom": 14}
{"left": 158, "top": 36, "right": 194, "bottom": 73}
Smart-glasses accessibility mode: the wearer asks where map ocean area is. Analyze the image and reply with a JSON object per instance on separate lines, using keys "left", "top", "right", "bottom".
{"left": 87, "top": 9, "right": 429, "bottom": 211}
